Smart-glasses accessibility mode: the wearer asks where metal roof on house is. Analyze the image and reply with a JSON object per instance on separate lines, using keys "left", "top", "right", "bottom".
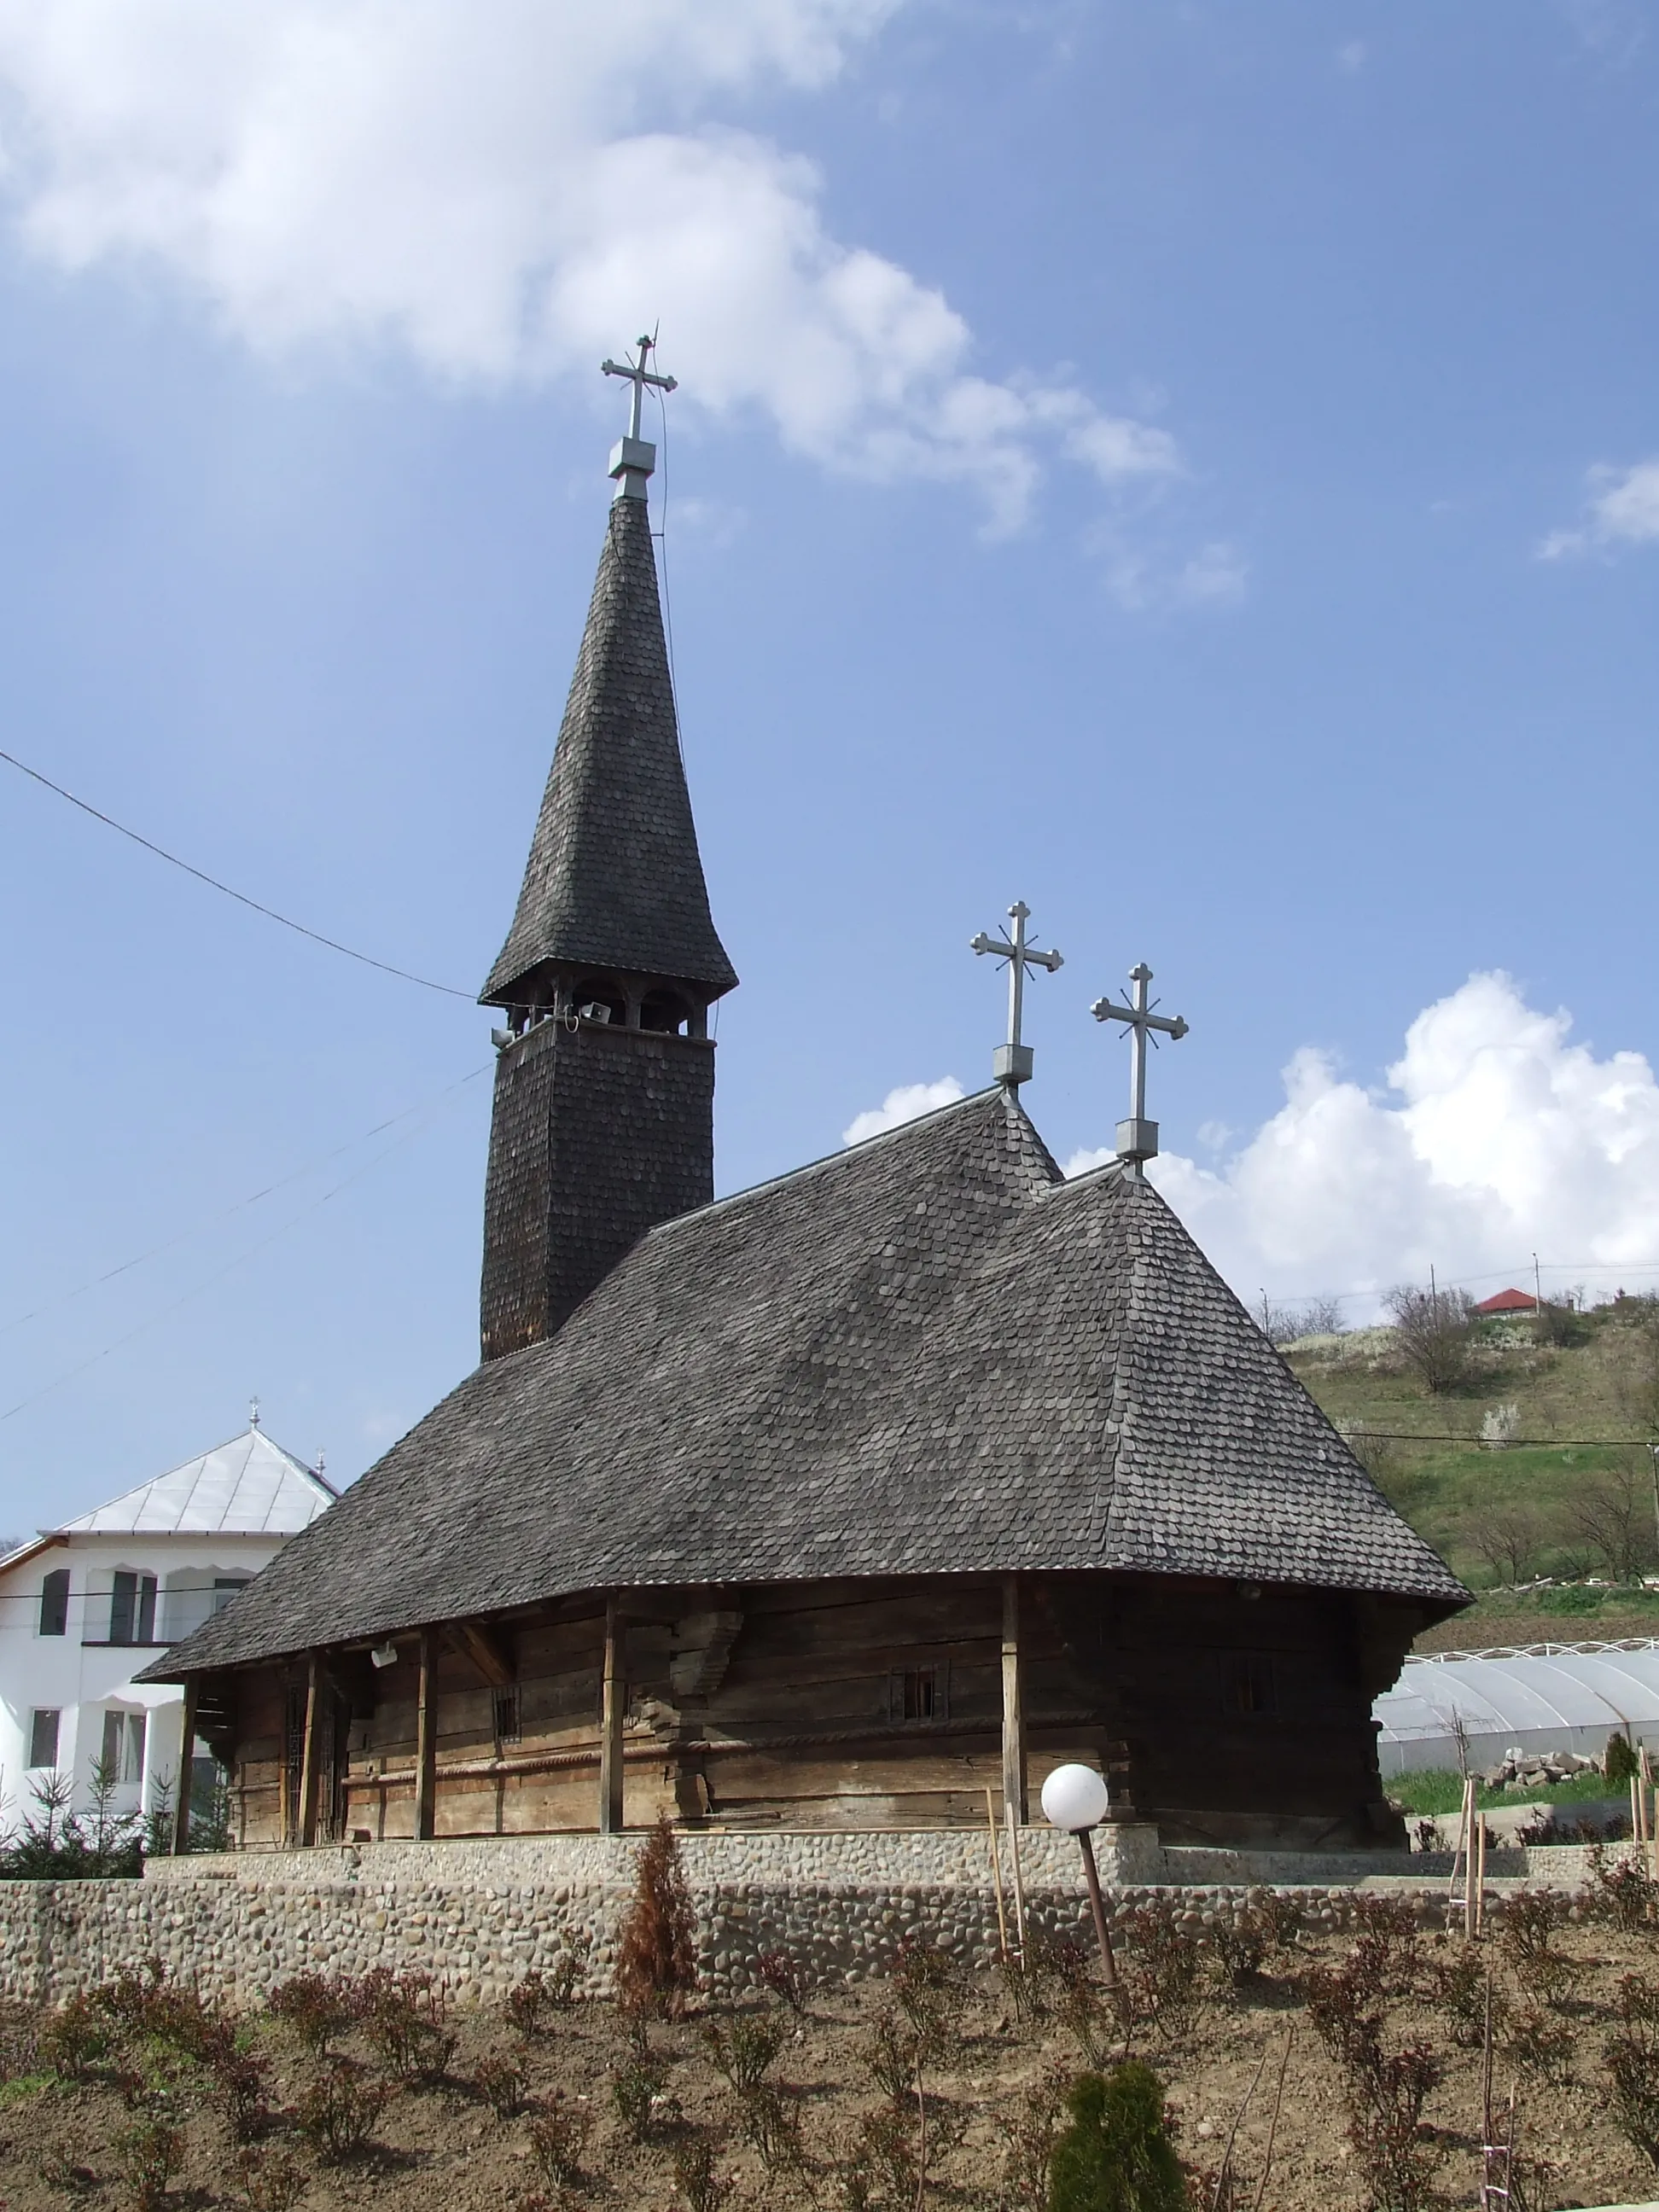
{"left": 56, "top": 1426, "right": 335, "bottom": 1540}
{"left": 148, "top": 1090, "right": 1464, "bottom": 1683}
{"left": 480, "top": 492, "right": 736, "bottom": 1009}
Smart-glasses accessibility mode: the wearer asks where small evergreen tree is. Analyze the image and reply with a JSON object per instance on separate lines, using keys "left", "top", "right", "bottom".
{"left": 614, "top": 1813, "right": 697, "bottom": 2017}
{"left": 1048, "top": 2064, "right": 1190, "bottom": 2212}
{"left": 1608, "top": 1732, "right": 1641, "bottom": 1787}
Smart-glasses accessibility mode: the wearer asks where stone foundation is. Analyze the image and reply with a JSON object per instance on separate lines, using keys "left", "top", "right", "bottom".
{"left": 0, "top": 1828, "right": 1636, "bottom": 2010}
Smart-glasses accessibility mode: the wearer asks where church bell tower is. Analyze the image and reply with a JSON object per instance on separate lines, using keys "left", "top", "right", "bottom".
{"left": 478, "top": 342, "right": 736, "bottom": 1362}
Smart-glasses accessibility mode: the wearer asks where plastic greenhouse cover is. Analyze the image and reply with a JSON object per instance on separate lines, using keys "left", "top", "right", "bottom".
{"left": 1374, "top": 1640, "right": 1659, "bottom": 1776}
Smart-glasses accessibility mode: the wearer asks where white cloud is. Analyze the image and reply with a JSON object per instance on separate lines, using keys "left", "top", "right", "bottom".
{"left": 0, "top": 0, "right": 1180, "bottom": 527}
{"left": 1539, "top": 457, "right": 1659, "bottom": 559}
{"left": 1336, "top": 40, "right": 1368, "bottom": 72}
{"left": 1093, "top": 534, "right": 1249, "bottom": 612}
{"left": 1065, "top": 973, "right": 1659, "bottom": 1315}
{"left": 843, "top": 1076, "right": 963, "bottom": 1147}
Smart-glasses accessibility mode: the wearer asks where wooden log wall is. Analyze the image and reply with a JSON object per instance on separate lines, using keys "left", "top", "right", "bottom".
{"left": 207, "top": 1571, "right": 1424, "bottom": 1849}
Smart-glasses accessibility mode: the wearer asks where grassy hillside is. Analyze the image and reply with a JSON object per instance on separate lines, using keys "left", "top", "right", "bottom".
{"left": 1280, "top": 1299, "right": 1659, "bottom": 1651}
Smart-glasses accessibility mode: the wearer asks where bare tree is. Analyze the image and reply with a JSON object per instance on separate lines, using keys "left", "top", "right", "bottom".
{"left": 1465, "top": 1504, "right": 1545, "bottom": 1587}
{"left": 1613, "top": 1307, "right": 1659, "bottom": 1438}
{"left": 1566, "top": 1456, "right": 1658, "bottom": 1583}
{"left": 1264, "top": 1295, "right": 1347, "bottom": 1346}
{"left": 1385, "top": 1282, "right": 1476, "bottom": 1394}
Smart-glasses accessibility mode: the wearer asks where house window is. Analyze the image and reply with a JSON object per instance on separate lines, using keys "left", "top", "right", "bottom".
{"left": 38, "top": 1569, "right": 69, "bottom": 1637}
{"left": 28, "top": 1708, "right": 60, "bottom": 1770}
{"left": 211, "top": 1578, "right": 250, "bottom": 1617}
{"left": 891, "top": 1665, "right": 947, "bottom": 1723}
{"left": 100, "top": 1710, "right": 148, "bottom": 1786}
{"left": 492, "top": 1685, "right": 521, "bottom": 1748}
{"left": 109, "top": 1571, "right": 158, "bottom": 1646}
{"left": 1223, "top": 1653, "right": 1277, "bottom": 1717}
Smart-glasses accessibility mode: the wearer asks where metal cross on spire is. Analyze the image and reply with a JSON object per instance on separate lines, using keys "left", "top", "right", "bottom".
{"left": 1091, "top": 963, "right": 1189, "bottom": 1175}
{"left": 970, "top": 901, "right": 1063, "bottom": 1089}
{"left": 601, "top": 335, "right": 678, "bottom": 503}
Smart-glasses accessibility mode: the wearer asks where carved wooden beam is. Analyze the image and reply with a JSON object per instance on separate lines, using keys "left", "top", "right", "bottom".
{"left": 414, "top": 1630, "right": 438, "bottom": 1841}
{"left": 1001, "top": 1575, "right": 1027, "bottom": 1824}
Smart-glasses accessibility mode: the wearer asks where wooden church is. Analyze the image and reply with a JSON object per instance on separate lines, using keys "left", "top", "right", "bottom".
{"left": 150, "top": 353, "right": 1467, "bottom": 1854}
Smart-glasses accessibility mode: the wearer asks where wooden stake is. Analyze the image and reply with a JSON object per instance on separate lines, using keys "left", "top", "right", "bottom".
{"left": 1463, "top": 1776, "right": 1478, "bottom": 1939}
{"left": 1475, "top": 1810, "right": 1487, "bottom": 1934}
{"left": 171, "top": 1676, "right": 198, "bottom": 1857}
{"left": 1004, "top": 1800, "right": 1027, "bottom": 1958}
{"left": 985, "top": 1786, "right": 1010, "bottom": 1965}
{"left": 599, "top": 1597, "right": 626, "bottom": 1835}
{"left": 414, "top": 1629, "right": 438, "bottom": 1842}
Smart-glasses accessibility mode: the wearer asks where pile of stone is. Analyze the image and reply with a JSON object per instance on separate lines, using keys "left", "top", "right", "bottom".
{"left": 1479, "top": 1746, "right": 1600, "bottom": 1792}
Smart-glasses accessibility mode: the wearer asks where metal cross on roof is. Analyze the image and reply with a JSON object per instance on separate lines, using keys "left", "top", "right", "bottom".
{"left": 601, "top": 335, "right": 678, "bottom": 501}
{"left": 1091, "top": 963, "right": 1189, "bottom": 1175}
{"left": 970, "top": 901, "right": 1062, "bottom": 1089}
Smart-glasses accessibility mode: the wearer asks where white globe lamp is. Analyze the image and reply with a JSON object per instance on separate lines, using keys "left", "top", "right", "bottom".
{"left": 1039, "top": 1762, "right": 1122, "bottom": 2008}
{"left": 1041, "top": 1762, "right": 1110, "bottom": 1833}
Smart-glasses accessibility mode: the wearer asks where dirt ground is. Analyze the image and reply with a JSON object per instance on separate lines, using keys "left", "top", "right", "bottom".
{"left": 4, "top": 1905, "right": 1659, "bottom": 2210}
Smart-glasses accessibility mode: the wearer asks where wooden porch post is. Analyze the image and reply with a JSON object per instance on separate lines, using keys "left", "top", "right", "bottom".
{"left": 1001, "top": 1575, "right": 1027, "bottom": 1825}
{"left": 599, "top": 1597, "right": 626, "bottom": 1835}
{"left": 297, "top": 1655, "right": 324, "bottom": 1847}
{"left": 414, "top": 1630, "right": 438, "bottom": 1842}
{"left": 172, "top": 1678, "right": 198, "bottom": 1856}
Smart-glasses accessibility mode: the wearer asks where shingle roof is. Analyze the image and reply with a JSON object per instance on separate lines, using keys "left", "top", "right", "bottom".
{"left": 56, "top": 1426, "right": 335, "bottom": 1539}
{"left": 148, "top": 1092, "right": 1464, "bottom": 1681}
{"left": 480, "top": 494, "right": 737, "bottom": 1008}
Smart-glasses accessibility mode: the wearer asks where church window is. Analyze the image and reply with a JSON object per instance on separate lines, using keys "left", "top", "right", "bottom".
{"left": 38, "top": 1569, "right": 69, "bottom": 1637}
{"left": 109, "top": 1572, "right": 158, "bottom": 1646}
{"left": 28, "top": 1708, "right": 60, "bottom": 1769}
{"left": 492, "top": 1685, "right": 521, "bottom": 1747}
{"left": 892, "top": 1665, "right": 947, "bottom": 1723}
{"left": 1223, "top": 1653, "right": 1276, "bottom": 1717}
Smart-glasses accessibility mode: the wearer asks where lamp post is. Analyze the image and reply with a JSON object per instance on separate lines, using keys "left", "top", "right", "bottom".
{"left": 1040, "top": 1763, "right": 1124, "bottom": 2014}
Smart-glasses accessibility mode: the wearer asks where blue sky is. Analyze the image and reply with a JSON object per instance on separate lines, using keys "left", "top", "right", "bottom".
{"left": 1, "top": 1, "right": 1657, "bottom": 1528}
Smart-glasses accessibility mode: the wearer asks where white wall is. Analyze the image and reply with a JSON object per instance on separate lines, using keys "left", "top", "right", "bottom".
{"left": 0, "top": 1533, "right": 284, "bottom": 1825}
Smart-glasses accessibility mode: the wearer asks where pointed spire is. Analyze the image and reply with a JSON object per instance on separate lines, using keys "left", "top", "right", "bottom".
{"left": 480, "top": 486, "right": 736, "bottom": 1009}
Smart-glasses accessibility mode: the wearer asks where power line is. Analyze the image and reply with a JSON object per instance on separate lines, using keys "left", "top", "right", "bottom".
{"left": 0, "top": 746, "right": 473, "bottom": 1000}
{"left": 0, "top": 1071, "right": 487, "bottom": 1426}
{"left": 0, "top": 1066, "right": 491, "bottom": 1338}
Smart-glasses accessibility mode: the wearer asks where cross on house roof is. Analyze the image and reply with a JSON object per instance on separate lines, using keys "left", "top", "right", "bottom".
{"left": 969, "top": 901, "right": 1062, "bottom": 1089}
{"left": 1091, "top": 962, "right": 1189, "bottom": 1175}
{"left": 601, "top": 335, "right": 678, "bottom": 501}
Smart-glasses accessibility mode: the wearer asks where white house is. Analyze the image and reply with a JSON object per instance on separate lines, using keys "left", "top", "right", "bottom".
{"left": 0, "top": 1418, "right": 334, "bottom": 1835}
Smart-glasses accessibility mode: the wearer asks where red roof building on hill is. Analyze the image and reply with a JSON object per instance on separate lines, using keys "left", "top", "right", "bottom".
{"left": 1473, "top": 1288, "right": 1539, "bottom": 1316}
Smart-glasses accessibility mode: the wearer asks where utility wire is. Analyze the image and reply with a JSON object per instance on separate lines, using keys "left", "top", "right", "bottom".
{"left": 1347, "top": 1433, "right": 1659, "bottom": 1449}
{"left": 0, "top": 1073, "right": 486, "bottom": 1426}
{"left": 0, "top": 1066, "right": 490, "bottom": 1338}
{"left": 0, "top": 746, "right": 473, "bottom": 999}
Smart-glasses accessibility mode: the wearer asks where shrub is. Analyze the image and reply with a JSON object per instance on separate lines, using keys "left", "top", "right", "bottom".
{"left": 527, "top": 2093, "right": 589, "bottom": 2186}
{"left": 672, "top": 2131, "right": 732, "bottom": 2212}
{"left": 1605, "top": 1972, "right": 1659, "bottom": 2168}
{"left": 892, "top": 1936, "right": 959, "bottom": 2044}
{"left": 1207, "top": 1912, "right": 1267, "bottom": 1990}
{"left": 755, "top": 1949, "right": 808, "bottom": 2015}
{"left": 847, "top": 2101, "right": 916, "bottom": 2205}
{"left": 1119, "top": 1903, "right": 1205, "bottom": 2043}
{"left": 1609, "top": 1732, "right": 1641, "bottom": 1786}
{"left": 505, "top": 1972, "right": 548, "bottom": 2039}
{"left": 614, "top": 1814, "right": 698, "bottom": 2020}
{"left": 295, "top": 2055, "right": 387, "bottom": 2162}
{"left": 1049, "top": 1941, "right": 1119, "bottom": 2070}
{"left": 737, "top": 2081, "right": 803, "bottom": 2173}
{"left": 611, "top": 2029, "right": 668, "bottom": 2141}
{"left": 992, "top": 2061, "right": 1068, "bottom": 2211}
{"left": 355, "top": 1967, "right": 455, "bottom": 2083}
{"left": 1507, "top": 2004, "right": 1575, "bottom": 2084}
{"left": 701, "top": 2013, "right": 786, "bottom": 2096}
{"left": 1047, "top": 2063, "right": 1188, "bottom": 2212}
{"left": 212, "top": 2046, "right": 273, "bottom": 2142}
{"left": 474, "top": 2048, "right": 528, "bottom": 2118}
{"left": 40, "top": 1994, "right": 112, "bottom": 2081}
{"left": 860, "top": 2008, "right": 925, "bottom": 2104}
{"left": 1426, "top": 1952, "right": 1505, "bottom": 2051}
{"left": 114, "top": 2118, "right": 184, "bottom": 2212}
{"left": 1498, "top": 1889, "right": 1575, "bottom": 2007}
{"left": 231, "top": 2145, "right": 308, "bottom": 2211}
{"left": 1586, "top": 1844, "right": 1659, "bottom": 1930}
{"left": 266, "top": 1973, "right": 355, "bottom": 2056}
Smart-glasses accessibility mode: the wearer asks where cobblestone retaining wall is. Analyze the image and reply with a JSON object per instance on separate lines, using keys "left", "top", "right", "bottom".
{"left": 0, "top": 1829, "right": 1634, "bottom": 2009}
